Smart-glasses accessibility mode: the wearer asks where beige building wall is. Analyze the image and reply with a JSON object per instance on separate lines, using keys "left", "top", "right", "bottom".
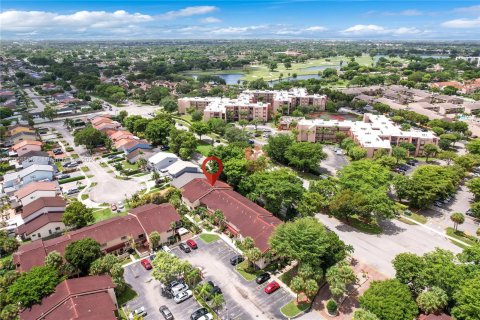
{"left": 28, "top": 221, "right": 65, "bottom": 240}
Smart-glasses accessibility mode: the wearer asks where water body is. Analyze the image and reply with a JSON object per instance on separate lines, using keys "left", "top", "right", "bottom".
{"left": 298, "top": 65, "right": 340, "bottom": 71}
{"left": 189, "top": 73, "right": 244, "bottom": 85}
{"left": 269, "top": 74, "right": 322, "bottom": 86}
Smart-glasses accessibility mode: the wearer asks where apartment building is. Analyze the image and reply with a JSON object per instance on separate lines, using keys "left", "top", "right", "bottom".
{"left": 178, "top": 88, "right": 327, "bottom": 121}
{"left": 297, "top": 113, "right": 438, "bottom": 158}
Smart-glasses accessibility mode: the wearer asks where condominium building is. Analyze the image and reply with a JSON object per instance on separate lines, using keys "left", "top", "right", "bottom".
{"left": 296, "top": 113, "right": 438, "bottom": 158}
{"left": 178, "top": 88, "right": 327, "bottom": 121}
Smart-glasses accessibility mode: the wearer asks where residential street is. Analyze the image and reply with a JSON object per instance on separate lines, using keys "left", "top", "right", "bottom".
{"left": 316, "top": 214, "right": 462, "bottom": 277}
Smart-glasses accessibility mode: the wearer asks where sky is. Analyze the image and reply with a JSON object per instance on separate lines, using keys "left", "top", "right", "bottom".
{"left": 1, "top": 1, "right": 480, "bottom": 40}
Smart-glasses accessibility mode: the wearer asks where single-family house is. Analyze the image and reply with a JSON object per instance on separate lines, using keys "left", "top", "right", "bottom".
{"left": 19, "top": 275, "right": 118, "bottom": 320}
{"left": 12, "top": 140, "right": 42, "bottom": 157}
{"left": 464, "top": 102, "right": 480, "bottom": 114}
{"left": 109, "top": 130, "right": 134, "bottom": 142}
{"left": 18, "top": 151, "right": 52, "bottom": 169}
{"left": 437, "top": 103, "right": 465, "bottom": 115}
{"left": 148, "top": 151, "right": 179, "bottom": 171}
{"left": 7, "top": 124, "right": 34, "bottom": 136}
{"left": 120, "top": 139, "right": 152, "bottom": 154}
{"left": 126, "top": 149, "right": 155, "bottom": 164}
{"left": 18, "top": 164, "right": 55, "bottom": 186}
{"left": 14, "top": 181, "right": 60, "bottom": 206}
{"left": 8, "top": 131, "right": 38, "bottom": 145}
{"left": 165, "top": 160, "right": 199, "bottom": 178}
{"left": 13, "top": 203, "right": 181, "bottom": 272}
{"left": 21, "top": 196, "right": 66, "bottom": 224}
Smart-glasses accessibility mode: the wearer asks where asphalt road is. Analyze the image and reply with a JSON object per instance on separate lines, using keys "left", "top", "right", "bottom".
{"left": 316, "top": 214, "right": 462, "bottom": 277}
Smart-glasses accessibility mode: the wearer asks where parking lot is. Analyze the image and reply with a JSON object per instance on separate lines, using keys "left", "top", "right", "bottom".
{"left": 172, "top": 236, "right": 293, "bottom": 320}
{"left": 123, "top": 258, "right": 203, "bottom": 320}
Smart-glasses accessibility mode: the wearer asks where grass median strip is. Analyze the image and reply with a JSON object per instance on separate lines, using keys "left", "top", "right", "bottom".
{"left": 235, "top": 261, "right": 263, "bottom": 281}
{"left": 280, "top": 300, "right": 309, "bottom": 318}
{"left": 446, "top": 227, "right": 477, "bottom": 248}
{"left": 58, "top": 176, "right": 85, "bottom": 184}
{"left": 199, "top": 233, "right": 220, "bottom": 244}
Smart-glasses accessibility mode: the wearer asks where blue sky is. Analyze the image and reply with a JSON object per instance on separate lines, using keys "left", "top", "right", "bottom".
{"left": 1, "top": 1, "right": 480, "bottom": 40}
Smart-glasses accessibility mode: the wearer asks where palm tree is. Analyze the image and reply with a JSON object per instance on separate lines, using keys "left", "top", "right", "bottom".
{"left": 169, "top": 221, "right": 177, "bottom": 243}
{"left": 137, "top": 158, "right": 147, "bottom": 171}
{"left": 195, "top": 282, "right": 213, "bottom": 301}
{"left": 210, "top": 293, "right": 225, "bottom": 312}
{"left": 213, "top": 210, "right": 225, "bottom": 229}
{"left": 245, "top": 247, "right": 262, "bottom": 271}
{"left": 185, "top": 267, "right": 202, "bottom": 287}
{"left": 450, "top": 212, "right": 465, "bottom": 231}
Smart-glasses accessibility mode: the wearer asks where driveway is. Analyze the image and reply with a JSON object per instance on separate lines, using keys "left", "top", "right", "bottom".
{"left": 124, "top": 259, "right": 202, "bottom": 320}
{"left": 316, "top": 214, "right": 462, "bottom": 277}
{"left": 320, "top": 146, "right": 348, "bottom": 175}
{"left": 172, "top": 237, "right": 293, "bottom": 320}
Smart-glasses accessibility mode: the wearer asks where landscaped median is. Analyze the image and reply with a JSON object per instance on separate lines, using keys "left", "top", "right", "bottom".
{"left": 280, "top": 300, "right": 310, "bottom": 318}
{"left": 199, "top": 233, "right": 220, "bottom": 244}
{"left": 446, "top": 227, "right": 477, "bottom": 248}
{"left": 58, "top": 175, "right": 86, "bottom": 184}
{"left": 235, "top": 261, "right": 263, "bottom": 281}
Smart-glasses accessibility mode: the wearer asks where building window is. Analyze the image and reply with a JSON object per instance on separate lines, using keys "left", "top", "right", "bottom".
{"left": 37, "top": 233, "right": 41, "bottom": 238}
{"left": 49, "top": 230, "right": 52, "bottom": 235}
{"left": 55, "top": 227, "right": 60, "bottom": 231}
{"left": 121, "top": 236, "right": 127, "bottom": 240}
{"left": 139, "top": 234, "right": 145, "bottom": 239}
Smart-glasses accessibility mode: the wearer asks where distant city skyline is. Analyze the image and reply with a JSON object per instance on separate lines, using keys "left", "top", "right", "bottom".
{"left": 1, "top": 1, "right": 480, "bottom": 40}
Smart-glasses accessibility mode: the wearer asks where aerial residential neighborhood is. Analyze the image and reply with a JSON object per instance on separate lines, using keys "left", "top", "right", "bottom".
{"left": 1, "top": 1, "right": 480, "bottom": 320}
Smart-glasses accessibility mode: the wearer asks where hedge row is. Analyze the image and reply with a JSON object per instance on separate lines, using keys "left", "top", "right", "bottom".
{"left": 58, "top": 175, "right": 86, "bottom": 184}
{"left": 101, "top": 150, "right": 123, "bottom": 158}
{"left": 107, "top": 157, "right": 123, "bottom": 164}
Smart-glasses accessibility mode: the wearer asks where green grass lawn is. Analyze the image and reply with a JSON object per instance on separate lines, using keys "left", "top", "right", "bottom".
{"left": 196, "top": 141, "right": 213, "bottom": 156}
{"left": 117, "top": 286, "right": 138, "bottom": 306}
{"left": 199, "top": 233, "right": 220, "bottom": 243}
{"left": 122, "top": 161, "right": 139, "bottom": 171}
{"left": 347, "top": 216, "right": 383, "bottom": 234}
{"left": 71, "top": 153, "right": 79, "bottom": 159}
{"left": 55, "top": 162, "right": 63, "bottom": 171}
{"left": 280, "top": 300, "right": 309, "bottom": 318}
{"left": 399, "top": 212, "right": 427, "bottom": 225}
{"left": 92, "top": 208, "right": 127, "bottom": 223}
{"left": 446, "top": 227, "right": 479, "bottom": 248}
{"left": 184, "top": 55, "right": 375, "bottom": 82}
{"left": 235, "top": 261, "right": 263, "bottom": 281}
{"left": 80, "top": 166, "right": 90, "bottom": 172}
{"left": 81, "top": 194, "right": 89, "bottom": 200}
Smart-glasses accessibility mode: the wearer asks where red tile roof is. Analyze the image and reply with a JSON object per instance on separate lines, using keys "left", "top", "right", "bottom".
{"left": 21, "top": 197, "right": 66, "bottom": 219}
{"left": 14, "top": 204, "right": 179, "bottom": 272}
{"left": 19, "top": 275, "right": 116, "bottom": 320}
{"left": 130, "top": 203, "right": 180, "bottom": 236}
{"left": 12, "top": 140, "right": 42, "bottom": 151}
{"left": 14, "top": 182, "right": 58, "bottom": 200}
{"left": 91, "top": 117, "right": 112, "bottom": 125}
{"left": 182, "top": 178, "right": 282, "bottom": 253}
{"left": 418, "top": 314, "right": 453, "bottom": 320}
{"left": 17, "top": 212, "right": 63, "bottom": 236}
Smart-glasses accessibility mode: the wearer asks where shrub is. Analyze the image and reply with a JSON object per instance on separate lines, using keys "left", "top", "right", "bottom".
{"left": 327, "top": 300, "right": 337, "bottom": 315}
{"left": 58, "top": 176, "right": 85, "bottom": 184}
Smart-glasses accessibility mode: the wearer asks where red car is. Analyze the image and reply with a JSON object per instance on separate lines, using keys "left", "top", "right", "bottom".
{"left": 264, "top": 281, "right": 280, "bottom": 294}
{"left": 186, "top": 239, "right": 198, "bottom": 249}
{"left": 140, "top": 259, "right": 152, "bottom": 270}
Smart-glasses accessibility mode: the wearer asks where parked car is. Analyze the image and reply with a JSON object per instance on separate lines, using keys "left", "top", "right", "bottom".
{"left": 53, "top": 148, "right": 63, "bottom": 155}
{"left": 406, "top": 160, "right": 416, "bottom": 166}
{"left": 197, "top": 314, "right": 213, "bottom": 320}
{"left": 255, "top": 273, "right": 271, "bottom": 284}
{"left": 466, "top": 209, "right": 474, "bottom": 217}
{"left": 140, "top": 259, "right": 152, "bottom": 270}
{"left": 163, "top": 245, "right": 172, "bottom": 253}
{"left": 110, "top": 204, "right": 118, "bottom": 212}
{"left": 179, "top": 243, "right": 191, "bottom": 253}
{"left": 132, "top": 307, "right": 147, "bottom": 318}
{"left": 58, "top": 174, "right": 70, "bottom": 180}
{"left": 174, "top": 289, "right": 193, "bottom": 303}
{"left": 62, "top": 161, "right": 72, "bottom": 167}
{"left": 248, "top": 140, "right": 255, "bottom": 145}
{"left": 434, "top": 201, "right": 443, "bottom": 207}
{"left": 117, "top": 202, "right": 125, "bottom": 210}
{"left": 186, "top": 239, "right": 198, "bottom": 249}
{"left": 160, "top": 145, "right": 170, "bottom": 151}
{"left": 170, "top": 283, "right": 189, "bottom": 296}
{"left": 264, "top": 281, "right": 281, "bottom": 294}
{"left": 190, "top": 308, "right": 209, "bottom": 320}
{"left": 167, "top": 279, "right": 184, "bottom": 290}
{"left": 159, "top": 305, "right": 174, "bottom": 320}
{"left": 229, "top": 255, "right": 244, "bottom": 266}
{"left": 66, "top": 188, "right": 79, "bottom": 195}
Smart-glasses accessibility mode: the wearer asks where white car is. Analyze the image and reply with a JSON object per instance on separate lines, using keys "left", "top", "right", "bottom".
{"left": 117, "top": 202, "right": 125, "bottom": 210}
{"left": 173, "top": 289, "right": 193, "bottom": 303}
{"left": 197, "top": 314, "right": 214, "bottom": 320}
{"left": 129, "top": 307, "right": 147, "bottom": 319}
{"left": 170, "top": 283, "right": 189, "bottom": 296}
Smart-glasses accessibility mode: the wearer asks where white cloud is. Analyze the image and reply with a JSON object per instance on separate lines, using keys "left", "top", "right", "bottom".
{"left": 304, "top": 26, "right": 327, "bottom": 32}
{"left": 364, "top": 9, "right": 422, "bottom": 17}
{"left": 453, "top": 5, "right": 480, "bottom": 14}
{"left": 441, "top": 17, "right": 480, "bottom": 28}
{"left": 159, "top": 6, "right": 218, "bottom": 20}
{"left": 200, "top": 17, "right": 222, "bottom": 23}
{"left": 341, "top": 24, "right": 420, "bottom": 36}
{"left": 0, "top": 10, "right": 153, "bottom": 32}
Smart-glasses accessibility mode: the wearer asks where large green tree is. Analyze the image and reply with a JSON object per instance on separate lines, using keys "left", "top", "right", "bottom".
{"left": 74, "top": 126, "right": 107, "bottom": 152}
{"left": 145, "top": 118, "right": 173, "bottom": 146}
{"left": 239, "top": 169, "right": 304, "bottom": 215}
{"left": 64, "top": 238, "right": 103, "bottom": 275}
{"left": 264, "top": 134, "right": 294, "bottom": 164}
{"left": 7, "top": 266, "right": 61, "bottom": 307}
{"left": 269, "top": 217, "right": 349, "bottom": 270}
{"left": 359, "top": 279, "right": 418, "bottom": 320}
{"left": 284, "top": 142, "right": 326, "bottom": 172}
{"left": 62, "top": 201, "right": 94, "bottom": 229}
{"left": 451, "top": 274, "right": 480, "bottom": 320}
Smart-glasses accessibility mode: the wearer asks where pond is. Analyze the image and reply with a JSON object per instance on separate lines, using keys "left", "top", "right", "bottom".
{"left": 189, "top": 73, "right": 244, "bottom": 85}
{"left": 298, "top": 65, "right": 340, "bottom": 71}
{"left": 268, "top": 74, "right": 322, "bottom": 86}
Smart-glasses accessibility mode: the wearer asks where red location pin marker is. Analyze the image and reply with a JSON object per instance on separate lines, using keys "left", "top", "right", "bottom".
{"left": 201, "top": 156, "right": 223, "bottom": 186}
